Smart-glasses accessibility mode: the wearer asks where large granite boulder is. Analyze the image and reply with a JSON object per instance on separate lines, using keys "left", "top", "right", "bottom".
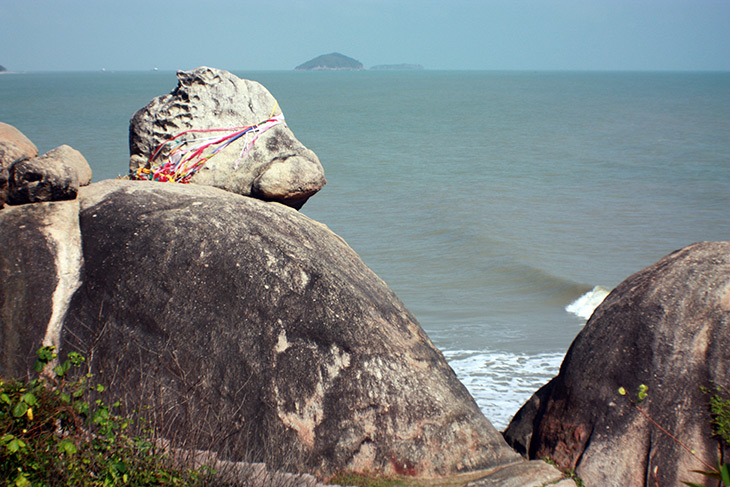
{"left": 129, "top": 67, "right": 326, "bottom": 209}
{"left": 504, "top": 241, "right": 730, "bottom": 487}
{"left": 7, "top": 145, "right": 92, "bottom": 205}
{"left": 2, "top": 179, "right": 521, "bottom": 478}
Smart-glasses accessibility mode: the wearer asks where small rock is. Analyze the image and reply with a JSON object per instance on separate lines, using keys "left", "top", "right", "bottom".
{"left": 0, "top": 122, "right": 38, "bottom": 167}
{"left": 7, "top": 145, "right": 92, "bottom": 205}
{"left": 0, "top": 122, "right": 39, "bottom": 208}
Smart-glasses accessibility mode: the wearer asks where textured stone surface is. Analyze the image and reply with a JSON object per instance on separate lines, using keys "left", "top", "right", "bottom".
{"left": 0, "top": 199, "right": 82, "bottom": 377}
{"left": 129, "top": 66, "right": 326, "bottom": 209}
{"left": 504, "top": 241, "right": 730, "bottom": 487}
{"left": 0, "top": 122, "right": 38, "bottom": 168}
{"left": 30, "top": 179, "right": 519, "bottom": 478}
{"left": 502, "top": 381, "right": 554, "bottom": 457}
{"left": 464, "top": 460, "right": 570, "bottom": 487}
{"left": 8, "top": 144, "right": 92, "bottom": 205}
{"left": 0, "top": 122, "right": 39, "bottom": 208}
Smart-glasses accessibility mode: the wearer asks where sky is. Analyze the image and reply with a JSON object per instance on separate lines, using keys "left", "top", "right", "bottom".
{"left": 1, "top": 0, "right": 728, "bottom": 72}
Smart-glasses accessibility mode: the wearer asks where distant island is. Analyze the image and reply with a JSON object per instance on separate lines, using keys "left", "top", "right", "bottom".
{"left": 370, "top": 64, "right": 424, "bottom": 71}
{"left": 0, "top": 65, "right": 7, "bottom": 73}
{"left": 295, "top": 53, "right": 364, "bottom": 71}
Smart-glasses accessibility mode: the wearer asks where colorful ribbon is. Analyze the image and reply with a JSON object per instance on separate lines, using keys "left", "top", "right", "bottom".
{"left": 134, "top": 114, "right": 284, "bottom": 183}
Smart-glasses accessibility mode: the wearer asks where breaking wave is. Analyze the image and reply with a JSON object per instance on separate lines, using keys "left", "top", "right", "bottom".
{"left": 565, "top": 285, "right": 611, "bottom": 320}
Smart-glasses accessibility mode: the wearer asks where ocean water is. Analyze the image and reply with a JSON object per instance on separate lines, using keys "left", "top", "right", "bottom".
{"left": 2, "top": 70, "right": 729, "bottom": 428}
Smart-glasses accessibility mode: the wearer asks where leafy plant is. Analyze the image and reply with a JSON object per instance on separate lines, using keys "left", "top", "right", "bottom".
{"left": 0, "top": 346, "right": 214, "bottom": 486}
{"left": 683, "top": 462, "right": 730, "bottom": 487}
{"left": 708, "top": 387, "right": 730, "bottom": 446}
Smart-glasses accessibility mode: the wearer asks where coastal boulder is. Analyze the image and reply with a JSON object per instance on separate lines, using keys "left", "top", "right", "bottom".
{"left": 16, "top": 179, "right": 519, "bottom": 478}
{"left": 1, "top": 122, "right": 39, "bottom": 208}
{"left": 7, "top": 145, "right": 91, "bottom": 205}
{"left": 0, "top": 122, "right": 38, "bottom": 168}
{"left": 7, "top": 145, "right": 92, "bottom": 205}
{"left": 503, "top": 241, "right": 730, "bottom": 487}
{"left": 129, "top": 67, "right": 326, "bottom": 209}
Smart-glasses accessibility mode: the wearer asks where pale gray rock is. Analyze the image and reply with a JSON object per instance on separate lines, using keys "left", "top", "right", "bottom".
{"left": 504, "top": 241, "right": 730, "bottom": 487}
{"left": 129, "top": 66, "right": 326, "bottom": 209}
{"left": 7, "top": 144, "right": 92, "bottom": 205}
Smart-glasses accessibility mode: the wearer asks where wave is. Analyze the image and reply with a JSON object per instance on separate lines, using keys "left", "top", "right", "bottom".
{"left": 444, "top": 349, "right": 564, "bottom": 430}
{"left": 565, "top": 285, "right": 611, "bottom": 320}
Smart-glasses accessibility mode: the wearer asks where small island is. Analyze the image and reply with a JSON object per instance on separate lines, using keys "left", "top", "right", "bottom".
{"left": 370, "top": 64, "right": 424, "bottom": 71}
{"left": 0, "top": 65, "right": 7, "bottom": 73}
{"left": 295, "top": 53, "right": 363, "bottom": 71}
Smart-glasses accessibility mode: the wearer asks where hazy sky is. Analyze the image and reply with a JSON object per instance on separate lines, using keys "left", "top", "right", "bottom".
{"left": 1, "top": 0, "right": 728, "bottom": 72}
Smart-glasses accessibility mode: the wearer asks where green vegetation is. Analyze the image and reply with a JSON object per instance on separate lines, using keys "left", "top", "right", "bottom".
{"left": 0, "top": 346, "right": 216, "bottom": 487}
{"left": 329, "top": 473, "right": 410, "bottom": 487}
{"left": 685, "top": 386, "right": 730, "bottom": 487}
{"left": 708, "top": 386, "right": 730, "bottom": 446}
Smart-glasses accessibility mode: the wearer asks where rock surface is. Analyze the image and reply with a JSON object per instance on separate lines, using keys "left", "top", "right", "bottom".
{"left": 0, "top": 199, "right": 82, "bottom": 377}
{"left": 465, "top": 461, "right": 575, "bottom": 487}
{"left": 129, "top": 67, "right": 326, "bottom": 209}
{"left": 1, "top": 122, "right": 39, "bottom": 208}
{"left": 2, "top": 179, "right": 524, "bottom": 477}
{"left": 7, "top": 145, "right": 92, "bottom": 205}
{"left": 0, "top": 122, "right": 38, "bottom": 168}
{"left": 504, "top": 241, "right": 730, "bottom": 487}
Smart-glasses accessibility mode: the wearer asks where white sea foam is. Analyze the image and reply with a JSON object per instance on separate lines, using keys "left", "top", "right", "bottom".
{"left": 444, "top": 349, "right": 564, "bottom": 430}
{"left": 565, "top": 285, "right": 611, "bottom": 320}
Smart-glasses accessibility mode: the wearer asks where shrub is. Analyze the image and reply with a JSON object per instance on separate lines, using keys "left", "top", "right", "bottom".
{"left": 0, "top": 346, "right": 212, "bottom": 487}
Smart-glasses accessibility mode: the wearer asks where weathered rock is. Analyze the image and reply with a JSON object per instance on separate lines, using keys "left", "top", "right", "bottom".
{"left": 504, "top": 241, "right": 730, "bottom": 487}
{"left": 0, "top": 166, "right": 8, "bottom": 209}
{"left": 5, "top": 179, "right": 520, "bottom": 478}
{"left": 0, "top": 199, "right": 83, "bottom": 377}
{"left": 7, "top": 144, "right": 92, "bottom": 205}
{"left": 502, "top": 380, "right": 554, "bottom": 457}
{"left": 0, "top": 122, "right": 38, "bottom": 168}
{"left": 465, "top": 460, "right": 573, "bottom": 487}
{"left": 1, "top": 122, "right": 39, "bottom": 208}
{"left": 129, "top": 67, "right": 326, "bottom": 209}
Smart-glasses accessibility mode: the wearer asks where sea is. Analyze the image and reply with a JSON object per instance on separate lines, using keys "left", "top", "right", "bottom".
{"left": 2, "top": 70, "right": 729, "bottom": 429}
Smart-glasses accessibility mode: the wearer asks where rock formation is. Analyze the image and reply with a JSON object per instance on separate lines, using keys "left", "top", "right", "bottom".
{"left": 1, "top": 116, "right": 528, "bottom": 479}
{"left": 0, "top": 122, "right": 37, "bottom": 166}
{"left": 1, "top": 122, "right": 39, "bottom": 208}
{"left": 1, "top": 115, "right": 573, "bottom": 484}
{"left": 295, "top": 53, "right": 364, "bottom": 71}
{"left": 0, "top": 198, "right": 82, "bottom": 376}
{"left": 504, "top": 241, "right": 730, "bottom": 487}
{"left": 129, "top": 67, "right": 326, "bottom": 209}
{"left": 8, "top": 145, "right": 91, "bottom": 205}
{"left": 0, "top": 123, "right": 91, "bottom": 209}
{"left": 53, "top": 179, "right": 519, "bottom": 477}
